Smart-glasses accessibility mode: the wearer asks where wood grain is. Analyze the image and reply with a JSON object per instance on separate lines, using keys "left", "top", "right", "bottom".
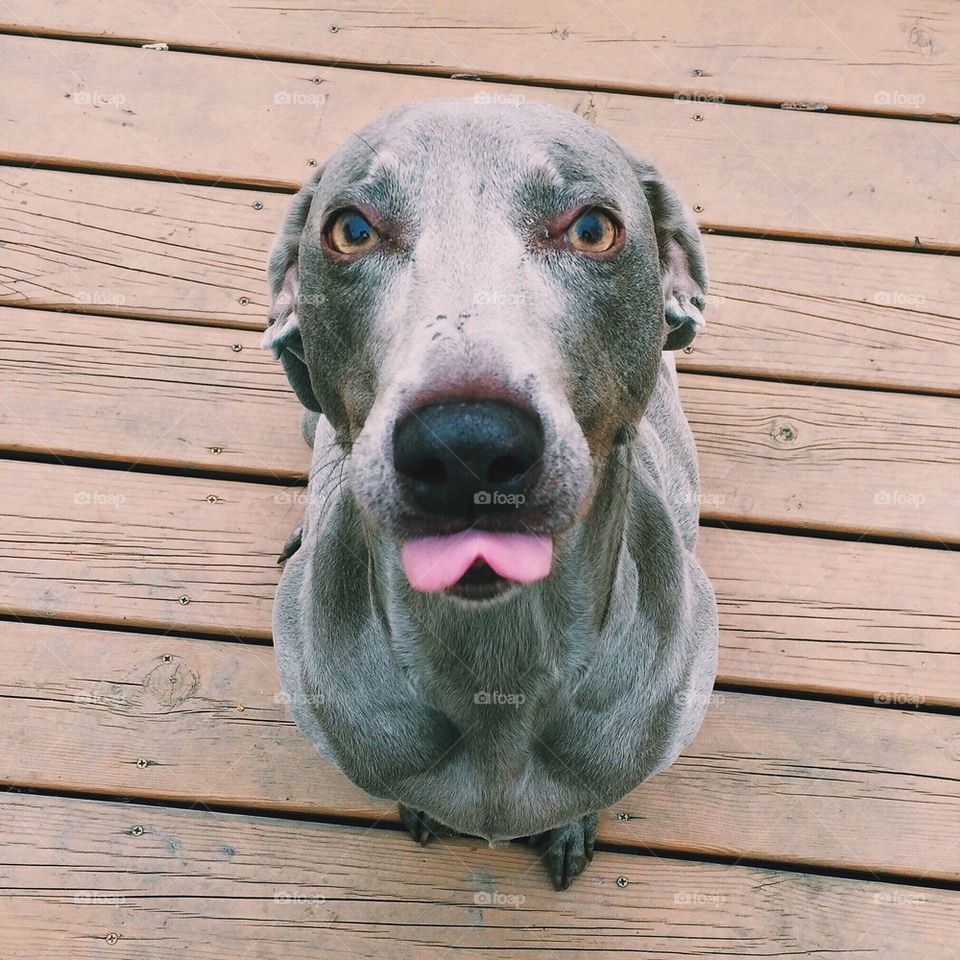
{"left": 2, "top": 310, "right": 957, "bottom": 541}
{"left": 698, "top": 527, "right": 960, "bottom": 706}
{"left": 0, "top": 168, "right": 275, "bottom": 327}
{"left": 3, "top": 622, "right": 958, "bottom": 880}
{"left": 5, "top": 792, "right": 957, "bottom": 959}
{"left": 2, "top": 0, "right": 958, "bottom": 118}
{"left": 685, "top": 376, "right": 960, "bottom": 543}
{"left": 0, "top": 309, "right": 306, "bottom": 477}
{"left": 0, "top": 461, "right": 957, "bottom": 705}
{"left": 1, "top": 36, "right": 959, "bottom": 248}
{"left": 4, "top": 168, "right": 960, "bottom": 392}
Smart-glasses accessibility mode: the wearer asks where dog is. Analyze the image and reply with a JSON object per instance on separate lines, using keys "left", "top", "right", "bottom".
{"left": 262, "top": 99, "right": 718, "bottom": 890}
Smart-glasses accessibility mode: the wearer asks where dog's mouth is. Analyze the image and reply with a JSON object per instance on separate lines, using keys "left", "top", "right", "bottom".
{"left": 400, "top": 530, "right": 553, "bottom": 598}
{"left": 447, "top": 559, "right": 511, "bottom": 601}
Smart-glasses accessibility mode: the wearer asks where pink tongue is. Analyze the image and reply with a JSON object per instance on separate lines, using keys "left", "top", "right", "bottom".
{"left": 401, "top": 530, "right": 553, "bottom": 593}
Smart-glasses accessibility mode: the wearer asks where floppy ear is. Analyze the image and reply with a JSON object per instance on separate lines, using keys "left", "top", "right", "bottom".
{"left": 628, "top": 155, "right": 708, "bottom": 350}
{"left": 261, "top": 168, "right": 324, "bottom": 412}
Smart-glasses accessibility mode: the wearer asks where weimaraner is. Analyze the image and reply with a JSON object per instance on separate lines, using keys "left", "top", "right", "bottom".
{"left": 262, "top": 98, "right": 718, "bottom": 890}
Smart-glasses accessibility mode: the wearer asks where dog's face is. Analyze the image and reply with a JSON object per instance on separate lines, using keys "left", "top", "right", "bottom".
{"left": 265, "top": 100, "right": 706, "bottom": 598}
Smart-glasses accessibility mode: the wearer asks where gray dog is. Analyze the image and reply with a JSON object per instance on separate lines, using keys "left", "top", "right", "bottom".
{"left": 262, "top": 99, "right": 718, "bottom": 890}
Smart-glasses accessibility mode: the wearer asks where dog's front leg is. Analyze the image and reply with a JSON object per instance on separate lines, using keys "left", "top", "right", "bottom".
{"left": 528, "top": 813, "right": 598, "bottom": 890}
{"left": 397, "top": 803, "right": 458, "bottom": 847}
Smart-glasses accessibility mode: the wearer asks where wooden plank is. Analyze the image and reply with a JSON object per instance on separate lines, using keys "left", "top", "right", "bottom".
{"left": 685, "top": 376, "right": 960, "bottom": 543}
{"left": 2, "top": 0, "right": 959, "bottom": 119}
{"left": 4, "top": 168, "right": 960, "bottom": 393}
{"left": 0, "top": 460, "right": 957, "bottom": 705}
{"left": 1, "top": 634, "right": 958, "bottom": 882}
{"left": 0, "top": 168, "right": 275, "bottom": 327}
{"left": 0, "top": 310, "right": 307, "bottom": 478}
{"left": 692, "top": 237, "right": 960, "bottom": 396}
{"left": 0, "top": 460, "right": 284, "bottom": 639}
{"left": 1, "top": 36, "right": 958, "bottom": 248}
{"left": 4, "top": 794, "right": 956, "bottom": 960}
{"left": 3, "top": 313, "right": 958, "bottom": 542}
{"left": 698, "top": 527, "right": 960, "bottom": 707}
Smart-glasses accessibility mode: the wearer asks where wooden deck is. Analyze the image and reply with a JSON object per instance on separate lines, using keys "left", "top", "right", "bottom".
{"left": 1, "top": 4, "right": 959, "bottom": 957}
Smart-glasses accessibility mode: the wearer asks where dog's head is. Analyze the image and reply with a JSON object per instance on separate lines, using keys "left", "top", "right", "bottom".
{"left": 264, "top": 99, "right": 707, "bottom": 600}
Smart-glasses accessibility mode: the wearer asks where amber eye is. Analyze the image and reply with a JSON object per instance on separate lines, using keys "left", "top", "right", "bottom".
{"left": 565, "top": 208, "right": 619, "bottom": 253}
{"left": 326, "top": 209, "right": 380, "bottom": 255}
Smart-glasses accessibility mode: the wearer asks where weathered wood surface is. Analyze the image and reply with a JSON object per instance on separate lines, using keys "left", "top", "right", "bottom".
{"left": 4, "top": 168, "right": 959, "bottom": 393}
{"left": 3, "top": 310, "right": 957, "bottom": 540}
{"left": 3, "top": 792, "right": 959, "bottom": 959}
{"left": 0, "top": 308, "right": 307, "bottom": 477}
{"left": 1, "top": 14, "right": 957, "bottom": 957}
{"left": 2, "top": 622, "right": 958, "bottom": 879}
{"left": 2, "top": 37, "right": 959, "bottom": 248}
{"left": 3, "top": 0, "right": 958, "bottom": 118}
{"left": 1, "top": 463, "right": 957, "bottom": 704}
{"left": 0, "top": 168, "right": 274, "bottom": 327}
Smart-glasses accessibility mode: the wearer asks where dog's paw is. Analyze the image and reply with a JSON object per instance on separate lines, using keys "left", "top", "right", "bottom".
{"left": 398, "top": 803, "right": 455, "bottom": 847}
{"left": 277, "top": 524, "right": 303, "bottom": 564}
{"left": 528, "top": 813, "right": 598, "bottom": 890}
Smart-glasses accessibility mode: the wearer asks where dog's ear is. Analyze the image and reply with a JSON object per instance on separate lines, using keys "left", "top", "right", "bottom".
{"left": 628, "top": 155, "right": 708, "bottom": 350}
{"left": 261, "top": 169, "right": 324, "bottom": 412}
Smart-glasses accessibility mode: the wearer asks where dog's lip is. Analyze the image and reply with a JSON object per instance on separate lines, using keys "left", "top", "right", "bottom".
{"left": 390, "top": 510, "right": 558, "bottom": 539}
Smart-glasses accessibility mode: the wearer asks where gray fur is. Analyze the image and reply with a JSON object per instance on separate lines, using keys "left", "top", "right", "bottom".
{"left": 263, "top": 99, "right": 718, "bottom": 886}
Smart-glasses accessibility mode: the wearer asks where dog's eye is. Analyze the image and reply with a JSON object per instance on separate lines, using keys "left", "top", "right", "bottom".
{"left": 565, "top": 208, "right": 619, "bottom": 253}
{"left": 327, "top": 210, "right": 380, "bottom": 255}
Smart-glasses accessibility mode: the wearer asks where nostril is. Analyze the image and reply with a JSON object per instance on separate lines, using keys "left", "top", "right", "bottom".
{"left": 393, "top": 399, "right": 544, "bottom": 517}
{"left": 487, "top": 455, "right": 526, "bottom": 485}
{"left": 408, "top": 457, "right": 447, "bottom": 488}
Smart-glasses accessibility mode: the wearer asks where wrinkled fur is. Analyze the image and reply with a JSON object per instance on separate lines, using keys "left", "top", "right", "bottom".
{"left": 264, "top": 100, "right": 718, "bottom": 856}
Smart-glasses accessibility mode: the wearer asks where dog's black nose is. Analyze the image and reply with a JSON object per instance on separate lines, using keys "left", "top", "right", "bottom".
{"left": 393, "top": 400, "right": 544, "bottom": 516}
